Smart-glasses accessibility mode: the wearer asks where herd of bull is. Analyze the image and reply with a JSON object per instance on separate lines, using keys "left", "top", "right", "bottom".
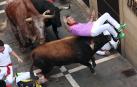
{"left": 5, "top": 0, "right": 111, "bottom": 84}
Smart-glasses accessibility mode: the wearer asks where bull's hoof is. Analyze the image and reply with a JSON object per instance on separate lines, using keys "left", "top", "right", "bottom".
{"left": 41, "top": 82, "right": 48, "bottom": 87}
{"left": 92, "top": 63, "right": 96, "bottom": 68}
{"left": 33, "top": 76, "right": 39, "bottom": 80}
{"left": 68, "top": 4, "right": 71, "bottom": 9}
{"left": 56, "top": 36, "right": 60, "bottom": 39}
{"left": 90, "top": 68, "right": 95, "bottom": 73}
{"left": 93, "top": 72, "right": 97, "bottom": 75}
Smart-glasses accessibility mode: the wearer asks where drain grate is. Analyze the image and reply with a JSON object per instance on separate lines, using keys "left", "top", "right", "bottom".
{"left": 122, "top": 68, "right": 137, "bottom": 77}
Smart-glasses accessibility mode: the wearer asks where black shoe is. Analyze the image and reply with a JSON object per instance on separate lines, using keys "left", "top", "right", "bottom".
{"left": 113, "top": 37, "right": 119, "bottom": 42}
{"left": 110, "top": 34, "right": 118, "bottom": 42}
{"left": 90, "top": 67, "right": 95, "bottom": 73}
{"left": 68, "top": 4, "right": 71, "bottom": 9}
{"left": 92, "top": 63, "right": 96, "bottom": 68}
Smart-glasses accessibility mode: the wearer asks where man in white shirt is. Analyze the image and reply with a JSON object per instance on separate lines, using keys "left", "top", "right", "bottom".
{"left": 0, "top": 40, "right": 23, "bottom": 87}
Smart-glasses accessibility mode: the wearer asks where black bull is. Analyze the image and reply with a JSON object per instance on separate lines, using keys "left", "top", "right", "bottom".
{"left": 30, "top": 34, "right": 111, "bottom": 77}
{"left": 32, "top": 0, "right": 62, "bottom": 39}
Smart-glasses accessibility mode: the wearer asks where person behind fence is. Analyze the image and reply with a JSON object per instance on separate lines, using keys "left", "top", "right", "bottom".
{"left": 64, "top": 10, "right": 127, "bottom": 43}
{"left": 0, "top": 40, "right": 23, "bottom": 87}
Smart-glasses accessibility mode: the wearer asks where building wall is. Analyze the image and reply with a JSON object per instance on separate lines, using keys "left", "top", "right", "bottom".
{"left": 119, "top": 0, "right": 137, "bottom": 67}
{"left": 91, "top": 0, "right": 137, "bottom": 67}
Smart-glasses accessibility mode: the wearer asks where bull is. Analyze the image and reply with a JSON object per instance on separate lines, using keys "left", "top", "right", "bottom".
{"left": 31, "top": 0, "right": 69, "bottom": 39}
{"left": 29, "top": 34, "right": 111, "bottom": 78}
{"left": 5, "top": 0, "right": 54, "bottom": 50}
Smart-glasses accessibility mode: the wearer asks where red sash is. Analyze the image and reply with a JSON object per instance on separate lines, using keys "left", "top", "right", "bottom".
{"left": 0, "top": 63, "right": 12, "bottom": 77}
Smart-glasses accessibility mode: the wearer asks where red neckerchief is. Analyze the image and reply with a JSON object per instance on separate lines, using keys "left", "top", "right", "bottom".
{"left": 6, "top": 63, "right": 12, "bottom": 77}
{"left": 68, "top": 22, "right": 78, "bottom": 26}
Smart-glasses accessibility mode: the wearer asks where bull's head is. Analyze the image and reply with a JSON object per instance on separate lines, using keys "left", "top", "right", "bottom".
{"left": 25, "top": 11, "right": 54, "bottom": 44}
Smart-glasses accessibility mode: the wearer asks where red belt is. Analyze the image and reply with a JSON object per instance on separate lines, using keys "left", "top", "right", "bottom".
{"left": 0, "top": 63, "right": 12, "bottom": 77}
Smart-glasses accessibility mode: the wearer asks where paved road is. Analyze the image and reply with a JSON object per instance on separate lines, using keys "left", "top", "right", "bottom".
{"left": 0, "top": 0, "right": 137, "bottom": 87}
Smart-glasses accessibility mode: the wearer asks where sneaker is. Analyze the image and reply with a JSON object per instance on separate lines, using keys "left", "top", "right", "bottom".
{"left": 111, "top": 40, "right": 119, "bottom": 49}
{"left": 118, "top": 32, "right": 125, "bottom": 39}
{"left": 118, "top": 24, "right": 127, "bottom": 32}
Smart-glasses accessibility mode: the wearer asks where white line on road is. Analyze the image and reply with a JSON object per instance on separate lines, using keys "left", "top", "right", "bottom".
{"left": 0, "top": 9, "right": 5, "bottom": 14}
{"left": 95, "top": 53, "right": 120, "bottom": 64}
{"left": 50, "top": 73, "right": 64, "bottom": 78}
{"left": 0, "top": 1, "right": 6, "bottom": 6}
{"left": 49, "top": 53, "right": 120, "bottom": 87}
{"left": 59, "top": 66, "right": 81, "bottom": 87}
{"left": 50, "top": 53, "right": 120, "bottom": 77}
{"left": 68, "top": 65, "right": 86, "bottom": 74}
{"left": 60, "top": 66, "right": 67, "bottom": 72}
{"left": 65, "top": 74, "right": 80, "bottom": 87}
{"left": 68, "top": 53, "right": 120, "bottom": 73}
{"left": 0, "top": 1, "right": 7, "bottom": 15}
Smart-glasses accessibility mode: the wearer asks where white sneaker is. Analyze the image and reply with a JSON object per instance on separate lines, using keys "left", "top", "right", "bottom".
{"left": 110, "top": 40, "right": 119, "bottom": 49}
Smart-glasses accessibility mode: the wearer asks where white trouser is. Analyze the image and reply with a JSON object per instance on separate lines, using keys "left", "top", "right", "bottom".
{"left": 96, "top": 30, "right": 119, "bottom": 55}
{"left": 96, "top": 50, "right": 108, "bottom": 55}
{"left": 102, "top": 30, "right": 119, "bottom": 49}
{"left": 91, "top": 12, "right": 120, "bottom": 38}
{"left": 0, "top": 66, "right": 14, "bottom": 85}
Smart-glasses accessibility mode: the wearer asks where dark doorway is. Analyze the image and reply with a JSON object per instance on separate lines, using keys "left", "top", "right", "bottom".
{"left": 82, "top": 0, "right": 90, "bottom": 7}
{"left": 97, "top": 0, "right": 119, "bottom": 22}
{"left": 97, "top": 0, "right": 121, "bottom": 53}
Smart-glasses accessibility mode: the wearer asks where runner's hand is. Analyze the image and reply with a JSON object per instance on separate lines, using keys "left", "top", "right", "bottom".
{"left": 17, "top": 58, "right": 23, "bottom": 63}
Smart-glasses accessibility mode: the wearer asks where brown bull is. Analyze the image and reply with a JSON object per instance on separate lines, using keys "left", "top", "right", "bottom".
{"left": 30, "top": 34, "right": 111, "bottom": 79}
{"left": 5, "top": 0, "right": 53, "bottom": 49}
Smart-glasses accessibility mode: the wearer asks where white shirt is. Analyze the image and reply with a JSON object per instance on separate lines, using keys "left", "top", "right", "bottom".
{"left": 0, "top": 44, "right": 12, "bottom": 66}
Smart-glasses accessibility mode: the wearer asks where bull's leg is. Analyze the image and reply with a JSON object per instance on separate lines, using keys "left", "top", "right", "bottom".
{"left": 30, "top": 64, "right": 38, "bottom": 80}
{"left": 91, "top": 56, "right": 96, "bottom": 68}
{"left": 42, "top": 66, "right": 53, "bottom": 75}
{"left": 34, "top": 65, "right": 53, "bottom": 79}
{"left": 52, "top": 24, "right": 60, "bottom": 39}
{"left": 40, "top": 65, "right": 53, "bottom": 81}
{"left": 80, "top": 62, "right": 95, "bottom": 73}
{"left": 35, "top": 62, "right": 53, "bottom": 76}
{"left": 9, "top": 21, "right": 25, "bottom": 48}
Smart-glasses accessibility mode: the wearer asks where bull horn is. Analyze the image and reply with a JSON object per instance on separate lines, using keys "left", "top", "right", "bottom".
{"left": 25, "top": 17, "right": 32, "bottom": 22}
{"left": 42, "top": 10, "right": 54, "bottom": 18}
{"left": 43, "top": 10, "right": 49, "bottom": 15}
{"left": 43, "top": 15, "right": 54, "bottom": 18}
